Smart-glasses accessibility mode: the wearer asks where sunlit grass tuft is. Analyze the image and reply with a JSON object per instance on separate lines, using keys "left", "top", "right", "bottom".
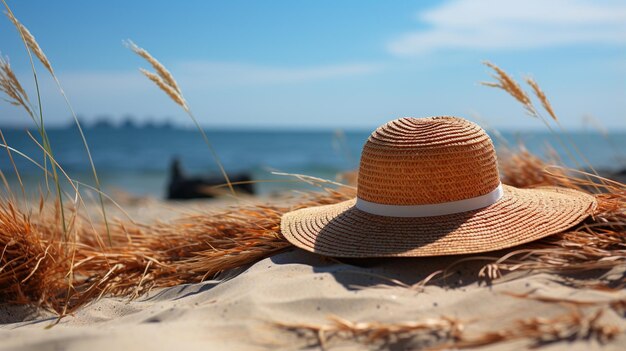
{"left": 3, "top": 4, "right": 111, "bottom": 244}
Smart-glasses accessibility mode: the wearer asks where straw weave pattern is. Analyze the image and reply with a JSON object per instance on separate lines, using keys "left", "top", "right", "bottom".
{"left": 358, "top": 117, "right": 500, "bottom": 205}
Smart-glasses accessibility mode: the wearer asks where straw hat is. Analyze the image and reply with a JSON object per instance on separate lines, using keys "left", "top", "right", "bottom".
{"left": 281, "top": 116, "right": 596, "bottom": 257}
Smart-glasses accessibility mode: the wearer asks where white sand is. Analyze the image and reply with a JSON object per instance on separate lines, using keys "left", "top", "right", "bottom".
{"left": 1, "top": 248, "right": 624, "bottom": 350}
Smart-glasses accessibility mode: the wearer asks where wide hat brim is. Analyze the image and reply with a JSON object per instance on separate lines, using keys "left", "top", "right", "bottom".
{"left": 281, "top": 185, "right": 596, "bottom": 257}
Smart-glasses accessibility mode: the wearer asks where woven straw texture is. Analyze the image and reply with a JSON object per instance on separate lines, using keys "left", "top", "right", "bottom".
{"left": 281, "top": 116, "right": 596, "bottom": 257}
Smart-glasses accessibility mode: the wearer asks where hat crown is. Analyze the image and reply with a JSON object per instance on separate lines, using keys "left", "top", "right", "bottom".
{"left": 357, "top": 117, "right": 500, "bottom": 205}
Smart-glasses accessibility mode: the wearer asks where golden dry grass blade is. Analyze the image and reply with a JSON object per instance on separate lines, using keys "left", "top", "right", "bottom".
{"left": 4, "top": 10, "right": 53, "bottom": 75}
{"left": 440, "top": 309, "right": 621, "bottom": 349}
{"left": 526, "top": 77, "right": 557, "bottom": 121}
{"left": 482, "top": 61, "right": 535, "bottom": 116}
{"left": 276, "top": 314, "right": 463, "bottom": 348}
{"left": 278, "top": 308, "right": 620, "bottom": 350}
{"left": 127, "top": 40, "right": 235, "bottom": 196}
{"left": 481, "top": 62, "right": 603, "bottom": 191}
{"left": 3, "top": 1, "right": 71, "bottom": 237}
{"left": 0, "top": 55, "right": 33, "bottom": 117}
{"left": 503, "top": 291, "right": 626, "bottom": 308}
{"left": 126, "top": 40, "right": 181, "bottom": 94}
{"left": 4, "top": 4, "right": 111, "bottom": 244}
{"left": 139, "top": 68, "right": 188, "bottom": 110}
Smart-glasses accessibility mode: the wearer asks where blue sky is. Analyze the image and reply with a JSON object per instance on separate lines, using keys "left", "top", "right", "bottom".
{"left": 1, "top": 0, "right": 625, "bottom": 130}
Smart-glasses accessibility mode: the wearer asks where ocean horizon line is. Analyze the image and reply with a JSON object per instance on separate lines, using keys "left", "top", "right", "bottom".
{"left": 1, "top": 123, "right": 625, "bottom": 134}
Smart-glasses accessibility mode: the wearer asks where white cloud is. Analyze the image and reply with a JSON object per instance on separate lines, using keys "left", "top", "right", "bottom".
{"left": 389, "top": 0, "right": 626, "bottom": 56}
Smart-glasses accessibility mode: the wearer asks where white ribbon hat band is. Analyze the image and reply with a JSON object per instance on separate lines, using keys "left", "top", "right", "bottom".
{"left": 355, "top": 184, "right": 504, "bottom": 217}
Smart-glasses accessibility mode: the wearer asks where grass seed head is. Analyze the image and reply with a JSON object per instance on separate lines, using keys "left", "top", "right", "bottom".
{"left": 5, "top": 10, "right": 54, "bottom": 75}
{"left": 140, "top": 68, "right": 188, "bottom": 110}
{"left": 525, "top": 77, "right": 558, "bottom": 121}
{"left": 126, "top": 40, "right": 182, "bottom": 95}
{"left": 482, "top": 61, "right": 536, "bottom": 117}
{"left": 0, "top": 55, "right": 33, "bottom": 117}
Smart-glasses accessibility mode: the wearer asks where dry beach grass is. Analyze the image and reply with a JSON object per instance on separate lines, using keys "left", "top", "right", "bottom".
{"left": 0, "top": 150, "right": 623, "bottom": 313}
{"left": 0, "top": 2, "right": 624, "bottom": 349}
{"left": 277, "top": 307, "right": 622, "bottom": 350}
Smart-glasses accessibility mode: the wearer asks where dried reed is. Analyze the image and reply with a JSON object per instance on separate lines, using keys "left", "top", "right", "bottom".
{"left": 126, "top": 40, "right": 181, "bottom": 96}
{"left": 4, "top": 10, "right": 53, "bottom": 75}
{"left": 0, "top": 53, "right": 61, "bottom": 219}
{"left": 504, "top": 291, "right": 626, "bottom": 310}
{"left": 277, "top": 307, "right": 620, "bottom": 350}
{"left": 482, "top": 61, "right": 535, "bottom": 116}
{"left": 276, "top": 315, "right": 463, "bottom": 349}
{"left": 0, "top": 201, "right": 69, "bottom": 307}
{"left": 0, "top": 55, "right": 33, "bottom": 117}
{"left": 2, "top": 3, "right": 68, "bottom": 236}
{"left": 482, "top": 61, "right": 604, "bottom": 191}
{"left": 441, "top": 308, "right": 620, "bottom": 349}
{"left": 139, "top": 68, "right": 187, "bottom": 109}
{"left": 3, "top": 6, "right": 111, "bottom": 244}
{"left": 126, "top": 40, "right": 236, "bottom": 196}
{"left": 526, "top": 77, "right": 557, "bottom": 121}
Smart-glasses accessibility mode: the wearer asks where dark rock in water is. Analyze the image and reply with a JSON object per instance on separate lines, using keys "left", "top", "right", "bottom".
{"left": 167, "top": 158, "right": 255, "bottom": 200}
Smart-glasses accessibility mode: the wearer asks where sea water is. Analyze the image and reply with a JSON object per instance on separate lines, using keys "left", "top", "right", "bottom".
{"left": 1, "top": 126, "right": 624, "bottom": 198}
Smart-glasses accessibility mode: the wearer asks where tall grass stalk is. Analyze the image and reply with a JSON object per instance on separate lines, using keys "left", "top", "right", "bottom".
{"left": 0, "top": 54, "right": 66, "bottom": 232}
{"left": 525, "top": 76, "right": 602, "bottom": 179}
{"left": 0, "top": 136, "right": 110, "bottom": 262}
{"left": 0, "top": 138, "right": 112, "bottom": 244}
{"left": 481, "top": 62, "right": 602, "bottom": 190}
{"left": 10, "top": 144, "right": 135, "bottom": 230}
{"left": 59, "top": 88, "right": 112, "bottom": 245}
{"left": 2, "top": 0, "right": 67, "bottom": 237}
{"left": 0, "top": 142, "right": 82, "bottom": 207}
{"left": 126, "top": 40, "right": 236, "bottom": 197}
{"left": 3, "top": 8, "right": 112, "bottom": 245}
